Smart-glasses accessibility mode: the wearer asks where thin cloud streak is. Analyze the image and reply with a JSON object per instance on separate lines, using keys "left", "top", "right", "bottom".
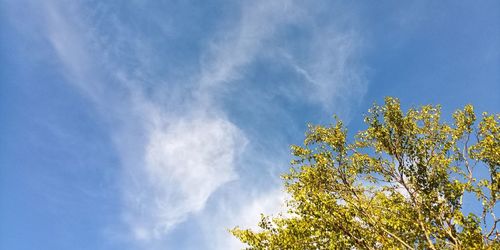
{"left": 196, "top": 0, "right": 301, "bottom": 98}
{"left": 280, "top": 23, "right": 367, "bottom": 114}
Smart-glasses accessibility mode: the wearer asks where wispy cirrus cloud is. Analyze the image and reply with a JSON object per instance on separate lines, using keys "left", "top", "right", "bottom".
{"left": 197, "top": 0, "right": 301, "bottom": 94}
{"left": 39, "top": 0, "right": 249, "bottom": 243}
{"left": 286, "top": 29, "right": 366, "bottom": 113}
{"left": 27, "top": 0, "right": 368, "bottom": 248}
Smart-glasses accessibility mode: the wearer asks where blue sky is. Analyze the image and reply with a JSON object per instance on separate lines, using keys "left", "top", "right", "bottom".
{"left": 0, "top": 1, "right": 498, "bottom": 249}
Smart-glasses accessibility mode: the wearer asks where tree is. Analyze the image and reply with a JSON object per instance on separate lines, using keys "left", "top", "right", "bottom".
{"left": 231, "top": 97, "right": 499, "bottom": 249}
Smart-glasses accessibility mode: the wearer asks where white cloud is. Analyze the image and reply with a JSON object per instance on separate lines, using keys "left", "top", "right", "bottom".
{"left": 38, "top": 0, "right": 250, "bottom": 242}
{"left": 282, "top": 24, "right": 367, "bottom": 114}
{"left": 197, "top": 0, "right": 301, "bottom": 97}
{"left": 124, "top": 111, "right": 247, "bottom": 241}
{"left": 31, "top": 0, "right": 368, "bottom": 248}
{"left": 305, "top": 32, "right": 365, "bottom": 110}
{"left": 43, "top": 1, "right": 101, "bottom": 99}
{"left": 197, "top": 0, "right": 367, "bottom": 116}
{"left": 202, "top": 187, "right": 289, "bottom": 250}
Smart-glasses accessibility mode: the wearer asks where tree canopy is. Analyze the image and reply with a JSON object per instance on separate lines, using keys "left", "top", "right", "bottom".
{"left": 231, "top": 97, "right": 499, "bottom": 249}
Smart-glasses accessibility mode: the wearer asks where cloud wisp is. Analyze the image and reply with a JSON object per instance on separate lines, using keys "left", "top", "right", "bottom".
{"left": 31, "top": 0, "right": 368, "bottom": 248}
{"left": 39, "top": 0, "right": 249, "bottom": 243}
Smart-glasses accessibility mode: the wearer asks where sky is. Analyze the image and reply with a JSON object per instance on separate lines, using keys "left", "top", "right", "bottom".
{"left": 0, "top": 1, "right": 499, "bottom": 249}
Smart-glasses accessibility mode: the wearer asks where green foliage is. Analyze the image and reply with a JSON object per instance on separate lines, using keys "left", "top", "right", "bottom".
{"left": 231, "top": 97, "right": 499, "bottom": 249}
